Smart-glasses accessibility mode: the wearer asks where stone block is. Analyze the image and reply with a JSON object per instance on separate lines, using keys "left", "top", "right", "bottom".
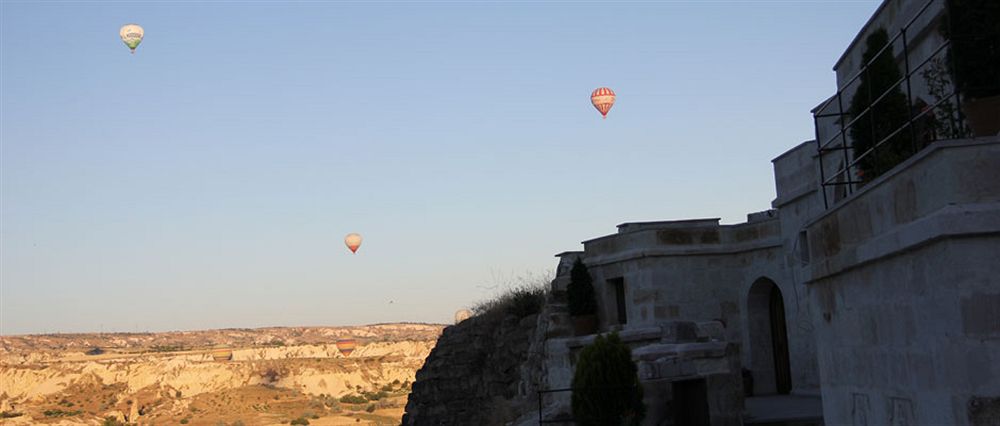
{"left": 961, "top": 293, "right": 1000, "bottom": 338}
{"left": 694, "top": 358, "right": 729, "bottom": 375}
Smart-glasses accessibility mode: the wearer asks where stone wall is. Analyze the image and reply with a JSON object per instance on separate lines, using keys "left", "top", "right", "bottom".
{"left": 804, "top": 138, "right": 1000, "bottom": 425}
{"left": 567, "top": 212, "right": 821, "bottom": 396}
{"left": 539, "top": 322, "right": 744, "bottom": 425}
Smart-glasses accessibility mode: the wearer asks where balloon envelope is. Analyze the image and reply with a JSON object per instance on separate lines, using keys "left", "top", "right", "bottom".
{"left": 591, "top": 87, "right": 616, "bottom": 119}
{"left": 119, "top": 24, "right": 144, "bottom": 53}
{"left": 454, "top": 309, "right": 472, "bottom": 324}
{"left": 210, "top": 348, "right": 233, "bottom": 362}
{"left": 345, "top": 233, "right": 363, "bottom": 253}
{"left": 336, "top": 338, "right": 357, "bottom": 357}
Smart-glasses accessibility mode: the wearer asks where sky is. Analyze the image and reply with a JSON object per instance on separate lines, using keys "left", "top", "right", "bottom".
{"left": 1, "top": 0, "right": 879, "bottom": 335}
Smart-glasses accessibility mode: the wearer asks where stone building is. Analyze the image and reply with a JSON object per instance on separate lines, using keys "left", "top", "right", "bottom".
{"left": 403, "top": 0, "right": 998, "bottom": 424}
{"left": 541, "top": 0, "right": 1000, "bottom": 424}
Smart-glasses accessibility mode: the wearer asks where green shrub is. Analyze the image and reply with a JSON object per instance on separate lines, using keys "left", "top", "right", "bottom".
{"left": 366, "top": 404, "right": 376, "bottom": 413}
{"left": 180, "top": 419, "right": 189, "bottom": 424}
{"left": 1, "top": 412, "right": 24, "bottom": 419}
{"left": 290, "top": 417, "right": 310, "bottom": 425}
{"left": 339, "top": 394, "right": 367, "bottom": 404}
{"left": 567, "top": 258, "right": 596, "bottom": 316}
{"left": 43, "top": 409, "right": 83, "bottom": 417}
{"left": 571, "top": 333, "right": 644, "bottom": 426}
{"left": 472, "top": 272, "right": 550, "bottom": 319}
{"left": 362, "top": 390, "right": 388, "bottom": 401}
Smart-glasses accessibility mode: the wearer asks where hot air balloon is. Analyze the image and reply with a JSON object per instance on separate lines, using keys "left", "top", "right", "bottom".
{"left": 591, "top": 87, "right": 616, "bottom": 119}
{"left": 454, "top": 309, "right": 472, "bottom": 324}
{"left": 345, "top": 233, "right": 362, "bottom": 254}
{"left": 210, "top": 347, "right": 233, "bottom": 362}
{"left": 119, "top": 24, "right": 144, "bottom": 54}
{"left": 336, "top": 338, "right": 357, "bottom": 357}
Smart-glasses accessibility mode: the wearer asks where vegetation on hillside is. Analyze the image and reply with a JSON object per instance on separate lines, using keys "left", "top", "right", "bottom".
{"left": 472, "top": 271, "right": 551, "bottom": 320}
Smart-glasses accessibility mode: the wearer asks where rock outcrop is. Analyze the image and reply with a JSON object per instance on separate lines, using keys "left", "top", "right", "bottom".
{"left": 403, "top": 309, "right": 548, "bottom": 425}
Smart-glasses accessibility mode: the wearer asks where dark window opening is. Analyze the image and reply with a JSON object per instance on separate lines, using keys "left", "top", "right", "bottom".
{"left": 673, "top": 379, "right": 710, "bottom": 426}
{"left": 798, "top": 230, "right": 810, "bottom": 265}
{"left": 610, "top": 278, "right": 627, "bottom": 325}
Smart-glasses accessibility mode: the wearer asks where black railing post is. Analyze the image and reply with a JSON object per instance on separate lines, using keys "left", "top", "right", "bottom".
{"left": 865, "top": 64, "right": 881, "bottom": 180}
{"left": 814, "top": 114, "right": 829, "bottom": 209}
{"left": 538, "top": 391, "right": 542, "bottom": 424}
{"left": 944, "top": 1, "right": 968, "bottom": 138}
{"left": 902, "top": 27, "right": 919, "bottom": 154}
{"left": 836, "top": 91, "right": 852, "bottom": 195}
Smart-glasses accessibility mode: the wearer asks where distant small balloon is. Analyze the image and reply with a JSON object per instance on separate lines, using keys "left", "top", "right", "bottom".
{"left": 210, "top": 347, "right": 233, "bottom": 362}
{"left": 119, "top": 24, "right": 144, "bottom": 54}
{"left": 336, "top": 338, "right": 357, "bottom": 357}
{"left": 345, "top": 233, "right": 362, "bottom": 254}
{"left": 591, "top": 87, "right": 616, "bottom": 119}
{"left": 454, "top": 309, "right": 472, "bottom": 324}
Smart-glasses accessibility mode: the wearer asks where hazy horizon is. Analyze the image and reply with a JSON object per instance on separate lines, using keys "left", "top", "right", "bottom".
{"left": 0, "top": 321, "right": 449, "bottom": 337}
{"left": 1, "top": 1, "right": 879, "bottom": 335}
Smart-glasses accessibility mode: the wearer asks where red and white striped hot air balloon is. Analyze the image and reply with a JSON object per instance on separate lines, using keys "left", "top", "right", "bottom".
{"left": 591, "top": 87, "right": 616, "bottom": 119}
{"left": 345, "top": 233, "right": 362, "bottom": 254}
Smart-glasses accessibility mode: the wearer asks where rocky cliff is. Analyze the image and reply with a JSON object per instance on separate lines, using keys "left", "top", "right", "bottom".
{"left": 402, "top": 308, "right": 549, "bottom": 426}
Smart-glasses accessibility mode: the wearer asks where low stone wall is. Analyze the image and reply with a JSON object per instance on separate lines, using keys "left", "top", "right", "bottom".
{"left": 540, "top": 321, "right": 744, "bottom": 425}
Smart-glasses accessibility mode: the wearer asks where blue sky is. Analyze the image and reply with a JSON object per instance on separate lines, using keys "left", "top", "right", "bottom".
{"left": 1, "top": 1, "right": 878, "bottom": 334}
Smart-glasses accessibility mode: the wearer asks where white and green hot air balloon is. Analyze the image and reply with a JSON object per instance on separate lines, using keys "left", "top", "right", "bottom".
{"left": 119, "top": 24, "right": 144, "bottom": 54}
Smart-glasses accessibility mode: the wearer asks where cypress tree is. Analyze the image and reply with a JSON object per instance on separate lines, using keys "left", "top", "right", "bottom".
{"left": 848, "top": 28, "right": 913, "bottom": 182}
{"left": 571, "top": 333, "right": 645, "bottom": 426}
{"left": 567, "top": 258, "right": 596, "bottom": 317}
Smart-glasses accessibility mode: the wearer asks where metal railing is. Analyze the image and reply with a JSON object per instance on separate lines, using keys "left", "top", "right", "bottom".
{"left": 812, "top": 0, "right": 971, "bottom": 208}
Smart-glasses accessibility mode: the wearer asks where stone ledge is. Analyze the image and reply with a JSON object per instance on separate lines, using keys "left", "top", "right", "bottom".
{"left": 803, "top": 137, "right": 1000, "bottom": 229}
{"left": 584, "top": 237, "right": 783, "bottom": 266}
{"left": 805, "top": 202, "right": 1000, "bottom": 283}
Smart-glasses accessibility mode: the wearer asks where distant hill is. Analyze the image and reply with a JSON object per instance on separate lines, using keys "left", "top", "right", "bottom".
{"left": 0, "top": 323, "right": 445, "bottom": 425}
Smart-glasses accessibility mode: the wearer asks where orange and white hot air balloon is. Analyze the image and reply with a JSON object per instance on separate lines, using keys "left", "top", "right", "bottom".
{"left": 210, "top": 347, "right": 233, "bottom": 362}
{"left": 336, "top": 338, "right": 357, "bottom": 357}
{"left": 345, "top": 233, "right": 362, "bottom": 254}
{"left": 591, "top": 87, "right": 616, "bottom": 119}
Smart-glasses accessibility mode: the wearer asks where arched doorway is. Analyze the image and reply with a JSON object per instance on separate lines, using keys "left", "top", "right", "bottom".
{"left": 747, "top": 278, "right": 792, "bottom": 395}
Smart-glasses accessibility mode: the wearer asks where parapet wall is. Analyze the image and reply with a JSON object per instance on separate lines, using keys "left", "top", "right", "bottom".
{"left": 804, "top": 137, "right": 1000, "bottom": 426}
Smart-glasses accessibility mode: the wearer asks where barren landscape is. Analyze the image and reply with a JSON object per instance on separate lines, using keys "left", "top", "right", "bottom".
{"left": 0, "top": 323, "right": 444, "bottom": 425}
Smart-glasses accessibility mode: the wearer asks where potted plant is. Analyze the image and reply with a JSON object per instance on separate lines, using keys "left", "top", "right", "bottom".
{"left": 945, "top": 0, "right": 1000, "bottom": 137}
{"left": 567, "top": 258, "right": 598, "bottom": 336}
